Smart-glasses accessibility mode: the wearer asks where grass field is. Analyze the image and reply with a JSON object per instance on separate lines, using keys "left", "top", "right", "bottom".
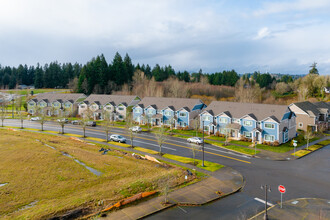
{"left": 205, "top": 140, "right": 259, "bottom": 155}
{"left": 2, "top": 89, "right": 70, "bottom": 95}
{"left": 0, "top": 129, "right": 190, "bottom": 219}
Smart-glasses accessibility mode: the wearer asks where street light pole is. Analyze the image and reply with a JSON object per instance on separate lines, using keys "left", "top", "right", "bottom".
{"left": 261, "top": 184, "right": 271, "bottom": 220}
{"left": 202, "top": 120, "right": 204, "bottom": 167}
{"left": 12, "top": 98, "right": 14, "bottom": 118}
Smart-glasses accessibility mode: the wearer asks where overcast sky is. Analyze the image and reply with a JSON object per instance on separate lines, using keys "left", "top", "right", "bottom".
{"left": 0, "top": 0, "right": 329, "bottom": 75}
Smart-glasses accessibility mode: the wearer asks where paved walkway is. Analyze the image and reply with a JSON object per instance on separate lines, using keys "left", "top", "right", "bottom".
{"left": 249, "top": 198, "right": 330, "bottom": 220}
{"left": 98, "top": 167, "right": 243, "bottom": 219}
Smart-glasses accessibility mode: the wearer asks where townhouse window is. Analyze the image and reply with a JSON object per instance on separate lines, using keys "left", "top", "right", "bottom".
{"left": 148, "top": 109, "right": 153, "bottom": 114}
{"left": 203, "top": 125, "right": 209, "bottom": 131}
{"left": 220, "top": 128, "right": 227, "bottom": 134}
{"left": 106, "top": 106, "right": 112, "bottom": 110}
{"left": 219, "top": 118, "right": 228, "bottom": 123}
{"left": 264, "top": 123, "right": 275, "bottom": 129}
{"left": 264, "top": 134, "right": 275, "bottom": 142}
{"left": 180, "top": 122, "right": 186, "bottom": 127}
{"left": 165, "top": 111, "right": 171, "bottom": 116}
{"left": 65, "top": 103, "right": 71, "bottom": 108}
{"left": 135, "top": 108, "right": 141, "bottom": 113}
{"left": 243, "top": 121, "right": 252, "bottom": 126}
{"left": 80, "top": 105, "right": 85, "bottom": 109}
{"left": 244, "top": 131, "right": 252, "bottom": 138}
{"left": 29, "top": 110, "right": 34, "bottom": 114}
{"left": 118, "top": 107, "right": 124, "bottom": 111}
{"left": 298, "top": 122, "right": 303, "bottom": 127}
{"left": 203, "top": 116, "right": 211, "bottom": 121}
{"left": 29, "top": 102, "right": 35, "bottom": 106}
{"left": 179, "top": 112, "right": 187, "bottom": 117}
{"left": 54, "top": 103, "right": 59, "bottom": 107}
{"left": 118, "top": 115, "right": 123, "bottom": 119}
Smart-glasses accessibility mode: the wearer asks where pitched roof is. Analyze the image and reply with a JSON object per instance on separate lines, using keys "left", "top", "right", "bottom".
{"left": 203, "top": 101, "right": 290, "bottom": 122}
{"left": 313, "top": 101, "right": 330, "bottom": 114}
{"left": 82, "top": 94, "right": 139, "bottom": 106}
{"left": 35, "top": 93, "right": 85, "bottom": 104}
{"left": 136, "top": 97, "right": 203, "bottom": 111}
{"left": 293, "top": 101, "right": 321, "bottom": 117}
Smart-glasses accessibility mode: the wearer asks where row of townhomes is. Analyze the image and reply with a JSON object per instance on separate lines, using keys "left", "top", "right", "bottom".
{"left": 78, "top": 95, "right": 141, "bottom": 120}
{"left": 200, "top": 102, "right": 297, "bottom": 144}
{"left": 27, "top": 93, "right": 87, "bottom": 116}
{"left": 132, "top": 97, "right": 206, "bottom": 127}
{"left": 27, "top": 93, "right": 329, "bottom": 145}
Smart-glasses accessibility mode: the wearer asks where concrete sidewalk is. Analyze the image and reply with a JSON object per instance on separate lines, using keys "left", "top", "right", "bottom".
{"left": 100, "top": 167, "right": 243, "bottom": 219}
{"left": 249, "top": 198, "right": 330, "bottom": 220}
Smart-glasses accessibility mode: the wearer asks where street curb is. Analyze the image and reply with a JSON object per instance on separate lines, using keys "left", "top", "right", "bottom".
{"left": 247, "top": 197, "right": 330, "bottom": 220}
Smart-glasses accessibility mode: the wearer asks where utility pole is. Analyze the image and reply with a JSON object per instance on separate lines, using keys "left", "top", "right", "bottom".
{"left": 261, "top": 184, "right": 271, "bottom": 220}
{"left": 12, "top": 98, "right": 14, "bottom": 118}
{"left": 202, "top": 120, "right": 205, "bottom": 167}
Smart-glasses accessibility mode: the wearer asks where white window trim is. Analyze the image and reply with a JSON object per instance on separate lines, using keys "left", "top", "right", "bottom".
{"left": 179, "top": 112, "right": 187, "bottom": 117}
{"left": 165, "top": 111, "right": 171, "bottom": 116}
{"left": 298, "top": 122, "right": 303, "bottom": 127}
{"left": 243, "top": 131, "right": 252, "bottom": 138}
{"left": 219, "top": 117, "right": 228, "bottom": 123}
{"left": 264, "top": 123, "right": 275, "bottom": 129}
{"left": 264, "top": 134, "right": 275, "bottom": 142}
{"left": 243, "top": 120, "right": 253, "bottom": 127}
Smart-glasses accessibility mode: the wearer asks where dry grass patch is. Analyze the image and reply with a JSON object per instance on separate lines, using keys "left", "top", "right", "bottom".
{"left": 0, "top": 130, "right": 189, "bottom": 219}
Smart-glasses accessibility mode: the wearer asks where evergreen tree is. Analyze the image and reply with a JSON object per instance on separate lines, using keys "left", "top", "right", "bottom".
{"left": 34, "top": 64, "right": 44, "bottom": 89}
{"left": 309, "top": 62, "right": 319, "bottom": 75}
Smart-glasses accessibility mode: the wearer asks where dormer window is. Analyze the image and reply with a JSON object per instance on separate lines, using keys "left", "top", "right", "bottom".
{"left": 179, "top": 112, "right": 187, "bottom": 117}
{"left": 243, "top": 121, "right": 252, "bottom": 126}
{"left": 219, "top": 118, "right": 228, "bottom": 123}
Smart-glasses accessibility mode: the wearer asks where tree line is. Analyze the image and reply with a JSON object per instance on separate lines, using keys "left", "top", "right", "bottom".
{"left": 0, "top": 52, "right": 317, "bottom": 96}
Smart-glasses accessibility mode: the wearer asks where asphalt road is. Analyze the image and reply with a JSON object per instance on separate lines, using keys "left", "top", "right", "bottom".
{"left": 3, "top": 119, "right": 330, "bottom": 219}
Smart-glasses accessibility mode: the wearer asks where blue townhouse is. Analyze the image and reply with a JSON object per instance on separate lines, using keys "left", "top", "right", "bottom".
{"left": 199, "top": 101, "right": 296, "bottom": 144}
{"left": 132, "top": 97, "right": 206, "bottom": 128}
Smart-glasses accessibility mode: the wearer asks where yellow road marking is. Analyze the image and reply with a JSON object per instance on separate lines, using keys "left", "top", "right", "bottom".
{"left": 31, "top": 123, "right": 251, "bottom": 164}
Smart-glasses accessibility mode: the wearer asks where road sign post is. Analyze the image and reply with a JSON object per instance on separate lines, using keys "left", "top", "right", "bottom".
{"left": 293, "top": 140, "right": 297, "bottom": 157}
{"left": 278, "top": 185, "right": 286, "bottom": 208}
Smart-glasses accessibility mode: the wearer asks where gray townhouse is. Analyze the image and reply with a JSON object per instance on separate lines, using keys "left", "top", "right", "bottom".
{"left": 78, "top": 94, "right": 141, "bottom": 120}
{"left": 200, "top": 101, "right": 296, "bottom": 144}
{"left": 289, "top": 101, "right": 329, "bottom": 132}
{"left": 132, "top": 97, "right": 206, "bottom": 128}
{"left": 27, "top": 93, "right": 86, "bottom": 116}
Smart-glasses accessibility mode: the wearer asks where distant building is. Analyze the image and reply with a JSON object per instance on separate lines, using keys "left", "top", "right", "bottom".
{"left": 78, "top": 95, "right": 141, "bottom": 120}
{"left": 27, "top": 93, "right": 86, "bottom": 116}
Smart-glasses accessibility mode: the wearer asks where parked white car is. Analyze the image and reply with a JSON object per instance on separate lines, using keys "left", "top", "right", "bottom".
{"left": 109, "top": 134, "right": 126, "bottom": 143}
{"left": 57, "top": 118, "right": 68, "bottom": 123}
{"left": 30, "top": 117, "right": 40, "bottom": 121}
{"left": 129, "top": 126, "right": 142, "bottom": 132}
{"left": 187, "top": 137, "right": 203, "bottom": 145}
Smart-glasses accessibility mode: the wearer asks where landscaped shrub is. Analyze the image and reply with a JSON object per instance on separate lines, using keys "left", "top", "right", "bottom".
{"left": 273, "top": 141, "right": 279, "bottom": 146}
{"left": 240, "top": 137, "right": 252, "bottom": 142}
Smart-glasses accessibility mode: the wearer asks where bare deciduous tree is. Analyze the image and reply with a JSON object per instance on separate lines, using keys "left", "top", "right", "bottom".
{"left": 125, "top": 112, "right": 135, "bottom": 148}
{"left": 155, "top": 125, "right": 168, "bottom": 155}
{"left": 101, "top": 111, "right": 112, "bottom": 142}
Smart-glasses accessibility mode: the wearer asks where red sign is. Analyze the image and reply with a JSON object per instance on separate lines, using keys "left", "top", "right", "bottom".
{"left": 278, "top": 185, "right": 286, "bottom": 193}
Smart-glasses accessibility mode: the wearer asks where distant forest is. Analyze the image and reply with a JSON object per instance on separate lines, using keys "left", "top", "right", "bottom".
{"left": 0, "top": 52, "right": 295, "bottom": 94}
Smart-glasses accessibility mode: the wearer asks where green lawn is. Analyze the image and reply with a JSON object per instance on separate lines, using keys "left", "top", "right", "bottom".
{"left": 318, "top": 140, "right": 330, "bottom": 146}
{"left": 206, "top": 136, "right": 226, "bottom": 142}
{"left": 230, "top": 140, "right": 252, "bottom": 146}
{"left": 163, "top": 154, "right": 224, "bottom": 172}
{"left": 169, "top": 129, "right": 203, "bottom": 137}
{"left": 206, "top": 140, "right": 259, "bottom": 155}
{"left": 134, "top": 147, "right": 159, "bottom": 155}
